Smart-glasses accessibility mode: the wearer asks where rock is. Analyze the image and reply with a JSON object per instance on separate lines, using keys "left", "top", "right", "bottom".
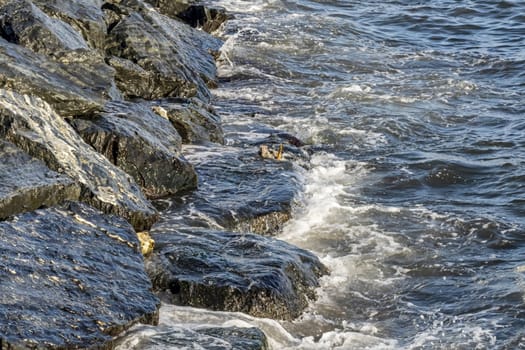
{"left": 0, "top": 0, "right": 89, "bottom": 57}
{"left": 0, "top": 89, "right": 158, "bottom": 231}
{"left": 70, "top": 101, "right": 198, "bottom": 199}
{"left": 143, "top": 0, "right": 230, "bottom": 33}
{"left": 104, "top": 0, "right": 222, "bottom": 101}
{"left": 0, "top": 38, "right": 119, "bottom": 117}
{"left": 31, "top": 0, "right": 107, "bottom": 50}
{"left": 117, "top": 324, "right": 269, "bottom": 350}
{"left": 0, "top": 141, "right": 81, "bottom": 220}
{"left": 146, "top": 227, "right": 328, "bottom": 320}
{"left": 151, "top": 98, "right": 224, "bottom": 144}
{"left": 0, "top": 202, "right": 160, "bottom": 349}
{"left": 156, "top": 144, "right": 301, "bottom": 235}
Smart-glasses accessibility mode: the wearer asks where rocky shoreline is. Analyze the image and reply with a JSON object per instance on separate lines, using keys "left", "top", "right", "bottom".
{"left": 0, "top": 1, "right": 327, "bottom": 349}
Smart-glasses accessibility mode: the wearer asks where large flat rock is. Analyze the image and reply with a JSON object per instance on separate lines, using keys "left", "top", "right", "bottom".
{"left": 70, "top": 101, "right": 198, "bottom": 199}
{"left": 0, "top": 202, "right": 159, "bottom": 349}
{"left": 117, "top": 324, "right": 269, "bottom": 350}
{"left": 156, "top": 144, "right": 302, "bottom": 235}
{"left": 0, "top": 89, "right": 157, "bottom": 231}
{"left": 104, "top": 0, "right": 222, "bottom": 101}
{"left": 0, "top": 141, "right": 81, "bottom": 219}
{"left": 0, "top": 37, "right": 118, "bottom": 117}
{"left": 146, "top": 227, "right": 328, "bottom": 320}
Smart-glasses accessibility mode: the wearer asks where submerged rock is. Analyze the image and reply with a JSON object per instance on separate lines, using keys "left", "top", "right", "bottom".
{"left": 70, "top": 101, "right": 197, "bottom": 199}
{"left": 31, "top": 0, "right": 107, "bottom": 50}
{"left": 156, "top": 144, "right": 301, "bottom": 235}
{"left": 104, "top": 0, "right": 222, "bottom": 101}
{"left": 0, "top": 89, "right": 157, "bottom": 231}
{"left": 146, "top": 227, "right": 328, "bottom": 320}
{"left": 0, "top": 202, "right": 159, "bottom": 349}
{"left": 117, "top": 324, "right": 269, "bottom": 350}
{"left": 151, "top": 98, "right": 224, "bottom": 144}
{"left": 0, "top": 141, "right": 81, "bottom": 220}
{"left": 0, "top": 38, "right": 118, "bottom": 117}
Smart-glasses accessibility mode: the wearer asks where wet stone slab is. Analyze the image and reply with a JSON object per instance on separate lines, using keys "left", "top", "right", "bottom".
{"left": 70, "top": 101, "right": 198, "bottom": 199}
{"left": 117, "top": 324, "right": 268, "bottom": 350}
{"left": 146, "top": 227, "right": 328, "bottom": 321}
{"left": 0, "top": 202, "right": 159, "bottom": 349}
{"left": 155, "top": 144, "right": 303, "bottom": 235}
{"left": 0, "top": 89, "right": 157, "bottom": 231}
{"left": 0, "top": 141, "right": 80, "bottom": 220}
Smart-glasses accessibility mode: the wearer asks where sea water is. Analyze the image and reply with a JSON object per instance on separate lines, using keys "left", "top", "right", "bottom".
{"left": 159, "top": 1, "right": 525, "bottom": 348}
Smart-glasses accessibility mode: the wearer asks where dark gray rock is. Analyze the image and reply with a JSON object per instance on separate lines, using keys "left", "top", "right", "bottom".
{"left": 151, "top": 98, "right": 224, "bottom": 144}
{"left": 31, "top": 0, "right": 107, "bottom": 50}
{"left": 0, "top": 37, "right": 119, "bottom": 117}
{"left": 146, "top": 227, "right": 328, "bottom": 320}
{"left": 155, "top": 144, "right": 301, "bottom": 235}
{"left": 0, "top": 0, "right": 89, "bottom": 57}
{"left": 143, "top": 0, "right": 229, "bottom": 33}
{"left": 117, "top": 324, "right": 269, "bottom": 350}
{"left": 70, "top": 101, "right": 198, "bottom": 199}
{"left": 0, "top": 141, "right": 81, "bottom": 220}
{"left": 0, "top": 202, "right": 160, "bottom": 349}
{"left": 0, "top": 89, "right": 157, "bottom": 231}
{"left": 104, "top": 0, "right": 222, "bottom": 101}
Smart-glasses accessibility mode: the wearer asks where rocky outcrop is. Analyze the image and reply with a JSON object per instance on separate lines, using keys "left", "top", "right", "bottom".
{"left": 151, "top": 98, "right": 224, "bottom": 144}
{"left": 146, "top": 227, "right": 328, "bottom": 320}
{"left": 0, "top": 141, "right": 81, "bottom": 219}
{"left": 117, "top": 324, "right": 269, "bottom": 350}
{"left": 104, "top": 0, "right": 222, "bottom": 101}
{"left": 0, "top": 38, "right": 118, "bottom": 116}
{"left": 0, "top": 0, "right": 90, "bottom": 57}
{"left": 0, "top": 89, "right": 157, "bottom": 230}
{"left": 70, "top": 101, "right": 198, "bottom": 198}
{"left": 143, "top": 0, "right": 229, "bottom": 33}
{"left": 31, "top": 0, "right": 107, "bottom": 50}
{"left": 0, "top": 202, "right": 160, "bottom": 349}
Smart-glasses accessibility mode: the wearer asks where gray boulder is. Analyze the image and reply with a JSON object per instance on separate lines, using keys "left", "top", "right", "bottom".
{"left": 117, "top": 324, "right": 268, "bottom": 350}
{"left": 146, "top": 227, "right": 327, "bottom": 320}
{"left": 151, "top": 98, "right": 224, "bottom": 144}
{"left": 31, "top": 0, "right": 107, "bottom": 50}
{"left": 0, "top": 0, "right": 89, "bottom": 57}
{"left": 0, "top": 202, "right": 160, "bottom": 349}
{"left": 0, "top": 141, "right": 81, "bottom": 219}
{"left": 0, "top": 37, "right": 119, "bottom": 117}
{"left": 70, "top": 101, "right": 198, "bottom": 199}
{"left": 104, "top": 0, "right": 222, "bottom": 101}
{"left": 0, "top": 89, "right": 157, "bottom": 231}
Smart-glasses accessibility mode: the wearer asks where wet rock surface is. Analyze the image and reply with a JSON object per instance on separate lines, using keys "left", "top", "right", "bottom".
{"left": 0, "top": 141, "right": 81, "bottom": 219}
{"left": 151, "top": 98, "right": 225, "bottom": 144}
{"left": 146, "top": 226, "right": 327, "bottom": 320}
{"left": 0, "top": 89, "right": 157, "bottom": 230}
{"left": 117, "top": 324, "right": 268, "bottom": 350}
{"left": 70, "top": 101, "right": 197, "bottom": 199}
{"left": 0, "top": 202, "right": 159, "bottom": 349}
{"left": 0, "top": 38, "right": 118, "bottom": 116}
{"left": 104, "top": 0, "right": 222, "bottom": 101}
{"left": 155, "top": 144, "right": 301, "bottom": 235}
{"left": 31, "top": 0, "right": 107, "bottom": 50}
{"left": 0, "top": 0, "right": 90, "bottom": 57}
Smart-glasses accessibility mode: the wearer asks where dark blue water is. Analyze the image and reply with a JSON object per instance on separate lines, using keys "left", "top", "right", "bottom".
{"left": 137, "top": 1, "right": 525, "bottom": 348}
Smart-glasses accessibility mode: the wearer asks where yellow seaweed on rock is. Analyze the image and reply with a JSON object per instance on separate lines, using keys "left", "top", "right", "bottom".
{"left": 137, "top": 231, "right": 155, "bottom": 257}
